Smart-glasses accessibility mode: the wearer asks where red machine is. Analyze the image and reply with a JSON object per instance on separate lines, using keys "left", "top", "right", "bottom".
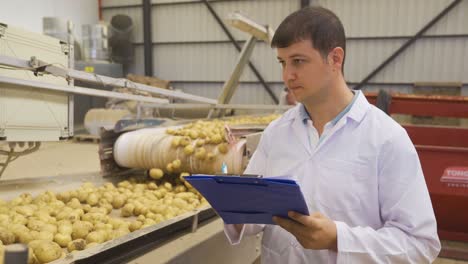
{"left": 366, "top": 92, "right": 468, "bottom": 259}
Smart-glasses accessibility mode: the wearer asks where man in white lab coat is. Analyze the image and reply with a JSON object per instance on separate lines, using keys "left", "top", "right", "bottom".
{"left": 224, "top": 6, "right": 441, "bottom": 263}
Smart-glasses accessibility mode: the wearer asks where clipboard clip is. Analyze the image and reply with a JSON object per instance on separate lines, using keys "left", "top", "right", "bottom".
{"left": 214, "top": 175, "right": 268, "bottom": 186}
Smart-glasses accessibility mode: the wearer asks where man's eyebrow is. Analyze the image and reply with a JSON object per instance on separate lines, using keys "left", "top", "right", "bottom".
{"left": 277, "top": 54, "right": 308, "bottom": 60}
{"left": 289, "top": 53, "right": 308, "bottom": 58}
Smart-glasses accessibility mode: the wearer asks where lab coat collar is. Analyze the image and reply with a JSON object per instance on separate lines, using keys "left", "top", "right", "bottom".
{"left": 290, "top": 90, "right": 370, "bottom": 125}
{"left": 346, "top": 90, "right": 371, "bottom": 124}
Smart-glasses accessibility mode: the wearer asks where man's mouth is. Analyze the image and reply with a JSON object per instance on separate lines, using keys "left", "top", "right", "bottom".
{"left": 289, "top": 86, "right": 303, "bottom": 91}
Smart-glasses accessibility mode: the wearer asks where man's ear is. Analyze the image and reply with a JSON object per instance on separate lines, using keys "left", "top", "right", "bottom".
{"left": 328, "top": 47, "right": 344, "bottom": 71}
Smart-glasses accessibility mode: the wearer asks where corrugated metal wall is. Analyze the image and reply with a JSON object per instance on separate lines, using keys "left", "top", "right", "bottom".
{"left": 318, "top": 0, "right": 468, "bottom": 94}
{"left": 101, "top": 0, "right": 468, "bottom": 104}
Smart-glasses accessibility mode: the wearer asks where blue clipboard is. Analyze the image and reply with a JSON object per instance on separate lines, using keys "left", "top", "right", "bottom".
{"left": 185, "top": 174, "right": 309, "bottom": 225}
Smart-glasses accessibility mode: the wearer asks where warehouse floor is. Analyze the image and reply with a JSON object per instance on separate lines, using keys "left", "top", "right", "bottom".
{"left": 1, "top": 140, "right": 468, "bottom": 263}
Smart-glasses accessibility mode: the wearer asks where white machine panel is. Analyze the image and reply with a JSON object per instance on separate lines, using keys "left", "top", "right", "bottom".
{"left": 0, "top": 22, "right": 72, "bottom": 141}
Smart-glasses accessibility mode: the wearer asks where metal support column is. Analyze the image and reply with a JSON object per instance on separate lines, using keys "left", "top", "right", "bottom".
{"left": 354, "top": 0, "right": 462, "bottom": 90}
{"left": 208, "top": 35, "right": 257, "bottom": 118}
{"left": 143, "top": 0, "right": 153, "bottom": 76}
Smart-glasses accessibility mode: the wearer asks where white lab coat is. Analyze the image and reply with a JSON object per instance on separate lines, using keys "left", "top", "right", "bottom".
{"left": 224, "top": 91, "right": 441, "bottom": 263}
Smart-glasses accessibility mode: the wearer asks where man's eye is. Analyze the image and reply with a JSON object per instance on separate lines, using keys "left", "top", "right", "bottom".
{"left": 278, "top": 61, "right": 285, "bottom": 67}
{"left": 293, "top": 59, "right": 304, "bottom": 64}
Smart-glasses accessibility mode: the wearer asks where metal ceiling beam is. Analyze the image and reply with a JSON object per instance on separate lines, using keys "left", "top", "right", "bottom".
{"left": 354, "top": 0, "right": 463, "bottom": 90}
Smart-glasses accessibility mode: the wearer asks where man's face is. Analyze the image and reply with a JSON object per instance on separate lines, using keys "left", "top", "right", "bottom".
{"left": 277, "top": 39, "right": 333, "bottom": 104}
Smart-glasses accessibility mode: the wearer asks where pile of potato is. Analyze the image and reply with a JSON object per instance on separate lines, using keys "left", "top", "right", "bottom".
{"left": 223, "top": 114, "right": 280, "bottom": 126}
{"left": 152, "top": 115, "right": 279, "bottom": 176}
{"left": 0, "top": 174, "right": 207, "bottom": 264}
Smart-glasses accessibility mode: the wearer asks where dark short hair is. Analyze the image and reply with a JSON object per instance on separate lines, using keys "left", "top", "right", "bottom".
{"left": 271, "top": 6, "right": 346, "bottom": 72}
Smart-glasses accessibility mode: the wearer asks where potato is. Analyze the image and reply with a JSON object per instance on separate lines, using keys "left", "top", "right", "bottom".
{"left": 42, "top": 223, "right": 57, "bottom": 235}
{"left": 121, "top": 204, "right": 135, "bottom": 217}
{"left": 110, "top": 228, "right": 129, "bottom": 239}
{"left": 153, "top": 214, "right": 165, "bottom": 223}
{"left": 77, "top": 191, "right": 89, "bottom": 203}
{"left": 15, "top": 205, "right": 34, "bottom": 217}
{"left": 179, "top": 137, "right": 191, "bottom": 147}
{"left": 82, "top": 213, "right": 108, "bottom": 224}
{"left": 54, "top": 233, "right": 72, "bottom": 247}
{"left": 56, "top": 191, "right": 71, "bottom": 203}
{"left": 133, "top": 204, "right": 148, "bottom": 216}
{"left": 175, "top": 192, "right": 194, "bottom": 200}
{"left": 10, "top": 197, "right": 24, "bottom": 206}
{"left": 86, "top": 231, "right": 107, "bottom": 244}
{"left": 183, "top": 145, "right": 194, "bottom": 155}
{"left": 89, "top": 207, "right": 107, "bottom": 215}
{"left": 0, "top": 213, "right": 9, "bottom": 223}
{"left": 58, "top": 222, "right": 73, "bottom": 235}
{"left": 188, "top": 198, "right": 201, "bottom": 207}
{"left": 91, "top": 222, "right": 106, "bottom": 230}
{"left": 100, "top": 202, "right": 113, "bottom": 215}
{"left": 143, "top": 218, "right": 156, "bottom": 226}
{"left": 69, "top": 190, "right": 78, "bottom": 200}
{"left": 112, "top": 195, "right": 126, "bottom": 209}
{"left": 27, "top": 219, "right": 45, "bottom": 232}
{"left": 86, "top": 193, "right": 99, "bottom": 206}
{"left": 166, "top": 163, "right": 174, "bottom": 173}
{"left": 15, "top": 230, "right": 34, "bottom": 244}
{"left": 67, "top": 239, "right": 86, "bottom": 252}
{"left": 11, "top": 213, "right": 28, "bottom": 225}
{"left": 0, "top": 227, "right": 15, "bottom": 245}
{"left": 171, "top": 137, "right": 181, "bottom": 148}
{"left": 211, "top": 134, "right": 223, "bottom": 144}
{"left": 174, "top": 185, "right": 187, "bottom": 193}
{"left": 67, "top": 210, "right": 82, "bottom": 223}
{"left": 172, "top": 198, "right": 189, "bottom": 210}
{"left": 195, "top": 139, "right": 205, "bottom": 147}
{"left": 189, "top": 130, "right": 199, "bottom": 139}
{"left": 129, "top": 221, "right": 142, "bottom": 232}
{"left": 32, "top": 240, "right": 62, "bottom": 263}
{"left": 134, "top": 183, "right": 147, "bottom": 191}
{"left": 36, "top": 231, "right": 54, "bottom": 242}
{"left": 82, "top": 182, "right": 95, "bottom": 189}
{"left": 102, "top": 192, "right": 114, "bottom": 202}
{"left": 34, "top": 212, "right": 55, "bottom": 225}
{"left": 163, "top": 198, "right": 173, "bottom": 206}
{"left": 163, "top": 182, "right": 173, "bottom": 192}
{"left": 194, "top": 147, "right": 206, "bottom": 160}
{"left": 171, "top": 136, "right": 181, "bottom": 148}
{"left": 166, "top": 128, "right": 176, "bottom": 135}
{"left": 107, "top": 218, "right": 125, "bottom": 230}
{"left": 72, "top": 221, "right": 92, "bottom": 240}
{"left": 9, "top": 222, "right": 28, "bottom": 233}
{"left": 137, "top": 215, "right": 146, "bottom": 222}
{"left": 218, "top": 143, "right": 229, "bottom": 154}
{"left": 153, "top": 190, "right": 164, "bottom": 199}
{"left": 172, "top": 159, "right": 181, "bottom": 170}
{"left": 158, "top": 187, "right": 168, "bottom": 197}
{"left": 147, "top": 182, "right": 158, "bottom": 190}
{"left": 104, "top": 182, "right": 115, "bottom": 189}
{"left": 67, "top": 198, "right": 82, "bottom": 210}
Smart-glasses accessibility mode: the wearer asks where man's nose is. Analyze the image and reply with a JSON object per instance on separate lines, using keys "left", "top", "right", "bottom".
{"left": 283, "top": 66, "right": 297, "bottom": 83}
